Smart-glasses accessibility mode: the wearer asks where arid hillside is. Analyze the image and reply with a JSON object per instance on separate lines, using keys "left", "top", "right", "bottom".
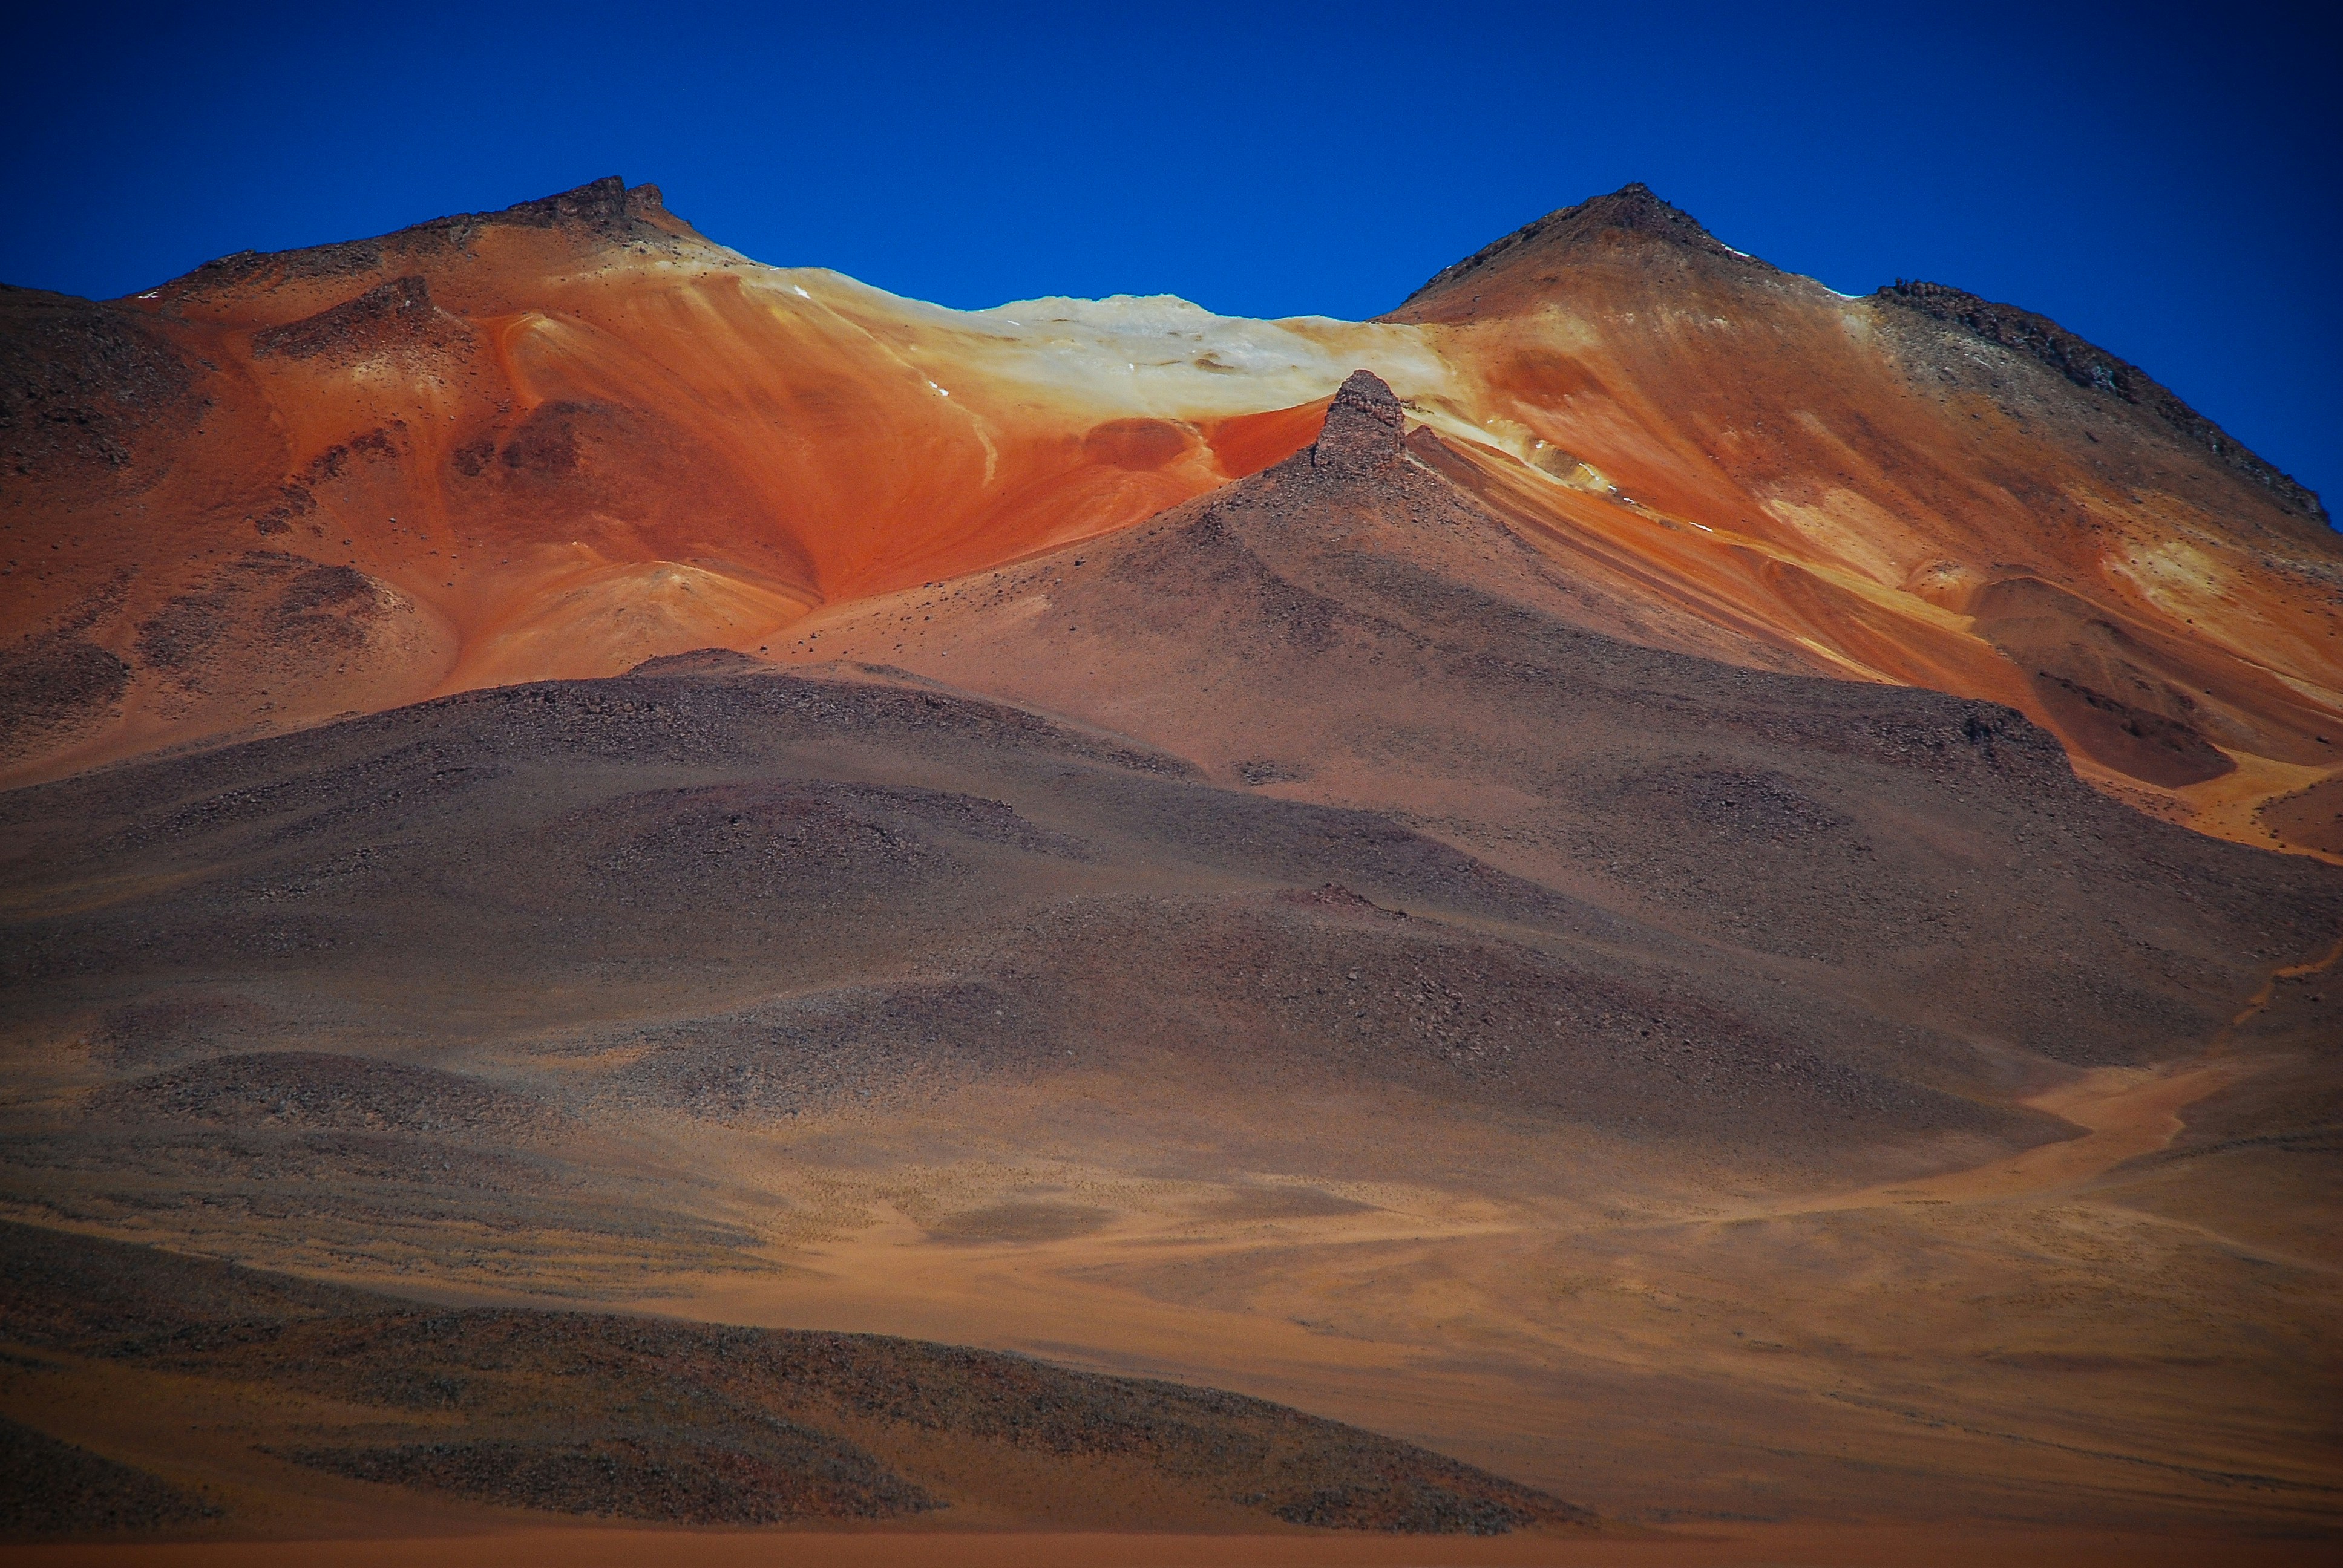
{"left": 5, "top": 180, "right": 2342, "bottom": 1557}
{"left": 0, "top": 1221, "right": 1585, "bottom": 1538}
{"left": 4, "top": 179, "right": 2337, "bottom": 850}
{"left": 3, "top": 381, "right": 2339, "bottom": 1542}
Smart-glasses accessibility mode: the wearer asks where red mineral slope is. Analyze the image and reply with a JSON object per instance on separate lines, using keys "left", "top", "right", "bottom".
{"left": 1376, "top": 185, "right": 2343, "bottom": 846}
{"left": 4, "top": 178, "right": 2337, "bottom": 849}
{"left": 0, "top": 179, "right": 1394, "bottom": 780}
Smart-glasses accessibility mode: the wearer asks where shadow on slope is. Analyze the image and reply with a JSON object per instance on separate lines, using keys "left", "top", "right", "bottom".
{"left": 0, "top": 1222, "right": 1588, "bottom": 1539}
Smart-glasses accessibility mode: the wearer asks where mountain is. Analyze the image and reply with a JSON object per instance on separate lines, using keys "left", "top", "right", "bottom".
{"left": 4, "top": 180, "right": 2342, "bottom": 1550}
{"left": 3, "top": 178, "right": 2338, "bottom": 855}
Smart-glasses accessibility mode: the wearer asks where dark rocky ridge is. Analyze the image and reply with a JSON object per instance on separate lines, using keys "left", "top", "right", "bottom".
{"left": 1389, "top": 182, "right": 1769, "bottom": 316}
{"left": 155, "top": 177, "right": 690, "bottom": 301}
{"left": 0, "top": 1221, "right": 1590, "bottom": 1536}
{"left": 251, "top": 274, "right": 443, "bottom": 361}
{"left": 1876, "top": 279, "right": 2327, "bottom": 526}
{"left": 86, "top": 1051, "right": 553, "bottom": 1137}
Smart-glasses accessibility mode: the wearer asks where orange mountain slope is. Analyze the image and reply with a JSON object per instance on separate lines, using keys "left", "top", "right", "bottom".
{"left": 1377, "top": 185, "right": 2342, "bottom": 849}
{"left": 3, "top": 178, "right": 2337, "bottom": 848}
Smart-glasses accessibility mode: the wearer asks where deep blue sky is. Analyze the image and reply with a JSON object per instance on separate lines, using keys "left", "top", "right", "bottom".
{"left": 6, "top": 1, "right": 2336, "bottom": 513}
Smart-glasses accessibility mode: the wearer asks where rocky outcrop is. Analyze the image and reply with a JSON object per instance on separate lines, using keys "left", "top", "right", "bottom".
{"left": 0, "top": 285, "right": 199, "bottom": 480}
{"left": 1310, "top": 369, "right": 1404, "bottom": 477}
{"left": 251, "top": 275, "right": 439, "bottom": 359}
{"left": 0, "top": 630, "right": 128, "bottom": 755}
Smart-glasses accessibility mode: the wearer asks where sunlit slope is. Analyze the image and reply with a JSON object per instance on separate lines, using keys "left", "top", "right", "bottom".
{"left": 4, "top": 177, "right": 2337, "bottom": 847}
{"left": 1378, "top": 186, "right": 2343, "bottom": 844}
{"left": 0, "top": 178, "right": 1436, "bottom": 780}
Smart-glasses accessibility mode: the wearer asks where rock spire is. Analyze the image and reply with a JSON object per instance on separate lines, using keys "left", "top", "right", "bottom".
{"left": 1311, "top": 369, "right": 1404, "bottom": 476}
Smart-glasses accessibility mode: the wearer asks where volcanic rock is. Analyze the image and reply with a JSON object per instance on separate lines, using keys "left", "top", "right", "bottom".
{"left": 1309, "top": 369, "right": 1405, "bottom": 477}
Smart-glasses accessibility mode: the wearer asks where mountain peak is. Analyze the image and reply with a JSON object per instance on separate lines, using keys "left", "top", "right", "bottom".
{"left": 1561, "top": 182, "right": 1733, "bottom": 251}
{"left": 1383, "top": 183, "right": 1761, "bottom": 324}
{"left": 154, "top": 177, "right": 699, "bottom": 303}
{"left": 487, "top": 175, "right": 672, "bottom": 234}
{"left": 1309, "top": 370, "right": 1404, "bottom": 476}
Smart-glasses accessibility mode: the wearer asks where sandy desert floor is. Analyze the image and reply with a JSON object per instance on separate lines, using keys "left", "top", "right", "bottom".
{"left": 43, "top": 947, "right": 2293, "bottom": 1549}
{"left": 6, "top": 1520, "right": 2338, "bottom": 1566}
{"left": 578, "top": 1013, "right": 2343, "bottom": 1535}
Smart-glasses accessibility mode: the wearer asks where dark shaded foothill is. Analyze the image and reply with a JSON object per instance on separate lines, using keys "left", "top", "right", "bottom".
{"left": 0, "top": 1222, "right": 1589, "bottom": 1535}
